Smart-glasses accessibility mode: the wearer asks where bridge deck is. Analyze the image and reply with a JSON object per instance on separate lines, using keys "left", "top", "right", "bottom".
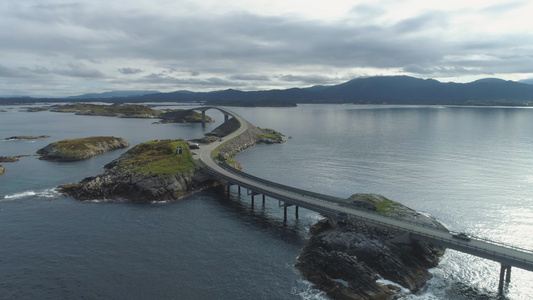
{"left": 193, "top": 106, "right": 533, "bottom": 275}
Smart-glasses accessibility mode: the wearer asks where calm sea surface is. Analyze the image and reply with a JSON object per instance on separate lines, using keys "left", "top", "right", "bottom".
{"left": 1, "top": 104, "right": 532, "bottom": 299}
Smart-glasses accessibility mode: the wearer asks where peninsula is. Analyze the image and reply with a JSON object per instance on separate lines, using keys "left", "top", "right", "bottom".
{"left": 38, "top": 136, "right": 130, "bottom": 161}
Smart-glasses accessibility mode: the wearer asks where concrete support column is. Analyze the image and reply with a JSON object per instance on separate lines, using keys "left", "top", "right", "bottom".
{"left": 499, "top": 264, "right": 512, "bottom": 293}
{"left": 295, "top": 206, "right": 299, "bottom": 219}
{"left": 251, "top": 194, "right": 255, "bottom": 209}
{"left": 224, "top": 114, "right": 229, "bottom": 122}
{"left": 202, "top": 111, "right": 206, "bottom": 124}
{"left": 238, "top": 186, "right": 241, "bottom": 195}
{"left": 283, "top": 206, "right": 288, "bottom": 224}
{"left": 262, "top": 194, "right": 265, "bottom": 205}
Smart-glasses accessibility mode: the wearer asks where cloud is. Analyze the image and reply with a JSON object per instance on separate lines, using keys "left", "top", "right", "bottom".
{"left": 2, "top": 0, "right": 533, "bottom": 96}
{"left": 278, "top": 74, "right": 337, "bottom": 85}
{"left": 229, "top": 74, "right": 270, "bottom": 81}
{"left": 118, "top": 67, "right": 143, "bottom": 75}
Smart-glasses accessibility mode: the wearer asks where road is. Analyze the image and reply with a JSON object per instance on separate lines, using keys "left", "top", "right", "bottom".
{"left": 193, "top": 107, "right": 533, "bottom": 273}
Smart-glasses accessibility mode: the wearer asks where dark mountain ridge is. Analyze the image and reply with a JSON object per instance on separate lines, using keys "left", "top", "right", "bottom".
{"left": 2, "top": 76, "right": 533, "bottom": 106}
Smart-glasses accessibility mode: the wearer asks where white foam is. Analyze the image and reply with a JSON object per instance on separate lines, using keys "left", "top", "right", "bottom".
{"left": 376, "top": 278, "right": 410, "bottom": 294}
{"left": 3, "top": 191, "right": 37, "bottom": 199}
{"left": 2, "top": 188, "right": 61, "bottom": 200}
{"left": 292, "top": 279, "right": 329, "bottom": 300}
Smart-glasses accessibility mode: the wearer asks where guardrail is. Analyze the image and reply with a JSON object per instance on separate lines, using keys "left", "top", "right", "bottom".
{"left": 198, "top": 107, "right": 533, "bottom": 273}
{"left": 214, "top": 163, "right": 450, "bottom": 231}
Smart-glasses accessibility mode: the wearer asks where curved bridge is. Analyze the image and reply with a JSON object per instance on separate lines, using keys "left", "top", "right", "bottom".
{"left": 193, "top": 106, "right": 533, "bottom": 293}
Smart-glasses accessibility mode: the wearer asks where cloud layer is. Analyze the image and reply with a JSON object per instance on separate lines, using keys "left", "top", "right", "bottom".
{"left": 1, "top": 0, "right": 533, "bottom": 96}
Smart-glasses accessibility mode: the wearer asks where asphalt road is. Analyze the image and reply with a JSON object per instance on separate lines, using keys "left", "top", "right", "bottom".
{"left": 194, "top": 107, "right": 533, "bottom": 272}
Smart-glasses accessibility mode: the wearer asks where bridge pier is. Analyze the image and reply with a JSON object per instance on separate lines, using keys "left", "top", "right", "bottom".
{"left": 224, "top": 114, "right": 230, "bottom": 122}
{"left": 498, "top": 264, "right": 512, "bottom": 293}
{"left": 202, "top": 111, "right": 206, "bottom": 124}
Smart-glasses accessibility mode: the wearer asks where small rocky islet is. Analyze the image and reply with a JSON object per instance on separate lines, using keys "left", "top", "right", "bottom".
{"left": 37, "top": 136, "right": 131, "bottom": 162}
{"left": 297, "top": 194, "right": 445, "bottom": 300}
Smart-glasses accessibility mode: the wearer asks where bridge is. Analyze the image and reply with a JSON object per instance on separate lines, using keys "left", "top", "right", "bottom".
{"left": 190, "top": 106, "right": 533, "bottom": 293}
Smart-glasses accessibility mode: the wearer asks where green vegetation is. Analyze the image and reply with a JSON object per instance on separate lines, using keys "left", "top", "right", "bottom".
{"left": 50, "top": 136, "right": 125, "bottom": 153}
{"left": 354, "top": 193, "right": 400, "bottom": 215}
{"left": 116, "top": 140, "right": 196, "bottom": 176}
{"left": 255, "top": 128, "right": 284, "bottom": 142}
{"left": 52, "top": 103, "right": 162, "bottom": 117}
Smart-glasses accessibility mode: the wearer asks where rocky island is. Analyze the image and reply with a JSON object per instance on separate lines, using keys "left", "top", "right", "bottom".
{"left": 38, "top": 136, "right": 130, "bottom": 161}
{"left": 297, "top": 194, "right": 445, "bottom": 300}
{"left": 59, "top": 139, "right": 215, "bottom": 202}
{"left": 0, "top": 165, "right": 5, "bottom": 175}
{"left": 59, "top": 119, "right": 285, "bottom": 202}
{"left": 30, "top": 103, "right": 214, "bottom": 123}
{"left": 4, "top": 135, "right": 51, "bottom": 141}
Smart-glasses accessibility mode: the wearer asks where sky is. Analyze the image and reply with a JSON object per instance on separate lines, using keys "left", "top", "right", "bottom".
{"left": 1, "top": 0, "right": 533, "bottom": 97}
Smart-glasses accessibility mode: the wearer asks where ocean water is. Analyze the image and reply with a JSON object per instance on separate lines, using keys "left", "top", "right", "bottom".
{"left": 1, "top": 104, "right": 533, "bottom": 299}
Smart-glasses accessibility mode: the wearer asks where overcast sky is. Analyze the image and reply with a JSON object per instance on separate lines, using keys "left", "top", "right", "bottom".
{"left": 1, "top": 0, "right": 533, "bottom": 97}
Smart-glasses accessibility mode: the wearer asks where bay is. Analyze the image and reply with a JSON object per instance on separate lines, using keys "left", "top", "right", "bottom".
{"left": 1, "top": 104, "right": 533, "bottom": 299}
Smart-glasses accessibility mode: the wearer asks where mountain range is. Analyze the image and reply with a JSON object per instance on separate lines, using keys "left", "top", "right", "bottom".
{"left": 2, "top": 76, "right": 533, "bottom": 106}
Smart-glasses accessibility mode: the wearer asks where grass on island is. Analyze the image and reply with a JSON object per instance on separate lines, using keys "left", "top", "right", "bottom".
{"left": 355, "top": 193, "right": 400, "bottom": 215}
{"left": 254, "top": 128, "right": 283, "bottom": 141}
{"left": 53, "top": 103, "right": 162, "bottom": 116}
{"left": 50, "top": 136, "right": 125, "bottom": 153}
{"left": 118, "top": 140, "right": 196, "bottom": 176}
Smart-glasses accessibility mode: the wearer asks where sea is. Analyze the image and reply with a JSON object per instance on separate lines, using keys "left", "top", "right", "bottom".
{"left": 1, "top": 103, "right": 532, "bottom": 300}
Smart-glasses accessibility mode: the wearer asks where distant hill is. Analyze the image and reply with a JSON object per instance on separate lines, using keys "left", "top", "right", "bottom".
{"left": 2, "top": 76, "right": 533, "bottom": 106}
{"left": 66, "top": 90, "right": 160, "bottom": 99}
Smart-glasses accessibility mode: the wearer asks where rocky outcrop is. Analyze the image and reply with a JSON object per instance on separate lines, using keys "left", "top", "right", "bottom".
{"left": 157, "top": 109, "right": 214, "bottom": 123}
{"left": 0, "top": 165, "right": 5, "bottom": 175}
{"left": 38, "top": 136, "right": 130, "bottom": 161}
{"left": 0, "top": 156, "right": 20, "bottom": 162}
{"left": 296, "top": 194, "right": 445, "bottom": 300}
{"left": 60, "top": 140, "right": 217, "bottom": 203}
{"left": 4, "top": 135, "right": 50, "bottom": 141}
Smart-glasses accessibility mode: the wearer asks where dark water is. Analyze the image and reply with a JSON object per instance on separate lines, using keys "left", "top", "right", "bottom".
{"left": 1, "top": 104, "right": 533, "bottom": 299}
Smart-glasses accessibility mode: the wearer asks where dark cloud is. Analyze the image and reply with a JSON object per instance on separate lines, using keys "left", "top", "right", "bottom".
{"left": 278, "top": 74, "right": 337, "bottom": 85}
{"left": 118, "top": 67, "right": 143, "bottom": 75}
{"left": 229, "top": 74, "right": 270, "bottom": 81}
{"left": 2, "top": 1, "right": 533, "bottom": 96}
{"left": 0, "top": 65, "right": 24, "bottom": 78}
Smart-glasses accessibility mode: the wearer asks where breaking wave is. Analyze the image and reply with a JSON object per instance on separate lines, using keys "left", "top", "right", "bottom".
{"left": 2, "top": 188, "right": 61, "bottom": 200}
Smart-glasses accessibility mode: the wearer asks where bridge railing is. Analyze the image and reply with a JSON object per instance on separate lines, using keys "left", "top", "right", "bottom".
{"left": 210, "top": 163, "right": 451, "bottom": 231}
{"left": 202, "top": 164, "right": 533, "bottom": 270}
{"left": 348, "top": 210, "right": 533, "bottom": 270}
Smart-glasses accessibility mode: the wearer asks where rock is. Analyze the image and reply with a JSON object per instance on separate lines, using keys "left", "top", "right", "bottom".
{"left": 0, "top": 156, "right": 19, "bottom": 162}
{"left": 4, "top": 135, "right": 51, "bottom": 141}
{"left": 296, "top": 194, "right": 445, "bottom": 300}
{"left": 37, "top": 136, "right": 130, "bottom": 161}
{"left": 59, "top": 140, "right": 218, "bottom": 203}
{"left": 158, "top": 109, "right": 214, "bottom": 123}
{"left": 0, "top": 165, "right": 5, "bottom": 175}
{"left": 207, "top": 118, "right": 285, "bottom": 159}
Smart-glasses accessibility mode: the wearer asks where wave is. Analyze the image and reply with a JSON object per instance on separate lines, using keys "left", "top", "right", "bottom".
{"left": 2, "top": 188, "right": 61, "bottom": 200}
{"left": 292, "top": 279, "right": 328, "bottom": 300}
